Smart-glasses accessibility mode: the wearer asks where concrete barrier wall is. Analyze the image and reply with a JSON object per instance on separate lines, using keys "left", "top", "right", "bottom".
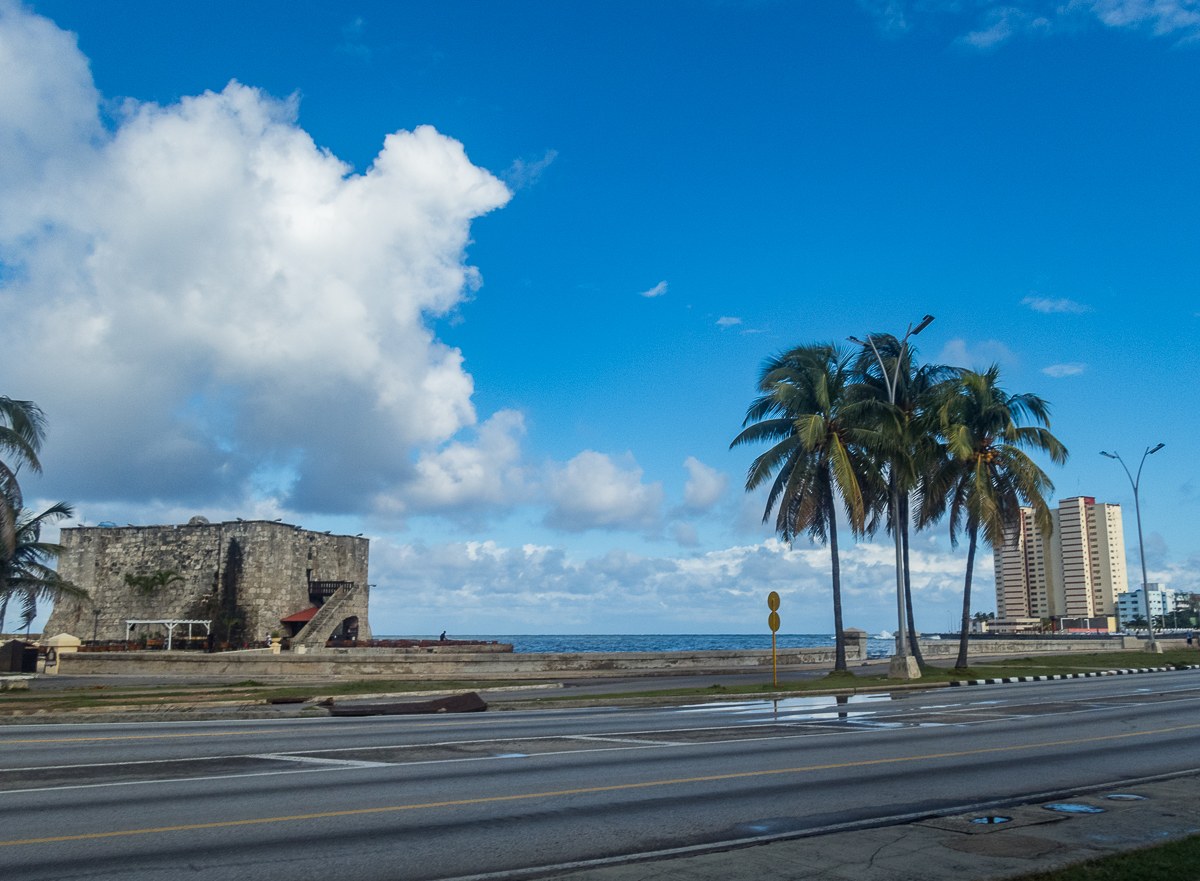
{"left": 303, "top": 643, "right": 514, "bottom": 655}
{"left": 917, "top": 637, "right": 1121, "bottom": 657}
{"left": 915, "top": 636, "right": 1190, "bottom": 657}
{"left": 57, "top": 634, "right": 1185, "bottom": 680}
{"left": 58, "top": 642, "right": 863, "bottom": 679}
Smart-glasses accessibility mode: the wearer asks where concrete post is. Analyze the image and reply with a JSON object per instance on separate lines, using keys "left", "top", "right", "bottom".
{"left": 842, "top": 628, "right": 868, "bottom": 662}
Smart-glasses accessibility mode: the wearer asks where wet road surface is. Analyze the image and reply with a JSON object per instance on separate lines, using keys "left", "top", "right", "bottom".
{"left": 2, "top": 670, "right": 1199, "bottom": 880}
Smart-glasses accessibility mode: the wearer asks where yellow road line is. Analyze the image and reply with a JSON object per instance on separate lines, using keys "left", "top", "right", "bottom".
{"left": 3, "top": 721, "right": 1198, "bottom": 847}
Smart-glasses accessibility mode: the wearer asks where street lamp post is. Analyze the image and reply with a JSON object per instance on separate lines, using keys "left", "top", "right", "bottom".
{"left": 849, "top": 314, "right": 934, "bottom": 680}
{"left": 1101, "top": 444, "right": 1165, "bottom": 654}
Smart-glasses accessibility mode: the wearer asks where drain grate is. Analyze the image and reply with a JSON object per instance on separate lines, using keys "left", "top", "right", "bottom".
{"left": 970, "top": 816, "right": 1012, "bottom": 825}
{"left": 1043, "top": 803, "right": 1105, "bottom": 814}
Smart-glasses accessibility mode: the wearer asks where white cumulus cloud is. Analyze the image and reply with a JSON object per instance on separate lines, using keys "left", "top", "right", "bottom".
{"left": 1022, "top": 295, "right": 1092, "bottom": 314}
{"left": 503, "top": 149, "right": 557, "bottom": 191}
{"left": 367, "top": 536, "right": 982, "bottom": 633}
{"left": 682, "top": 456, "right": 729, "bottom": 513}
{"left": 381, "top": 410, "right": 532, "bottom": 518}
{"left": 671, "top": 521, "right": 701, "bottom": 548}
{"left": 639, "top": 281, "right": 668, "bottom": 298}
{"left": 543, "top": 451, "right": 664, "bottom": 532}
{"left": 0, "top": 4, "right": 515, "bottom": 521}
{"left": 716, "top": 316, "right": 742, "bottom": 327}
{"left": 860, "top": 0, "right": 1200, "bottom": 45}
{"left": 1042, "top": 363, "right": 1087, "bottom": 377}
{"left": 936, "top": 339, "right": 1019, "bottom": 370}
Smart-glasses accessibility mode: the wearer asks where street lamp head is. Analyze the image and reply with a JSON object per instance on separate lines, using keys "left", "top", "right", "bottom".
{"left": 912, "top": 315, "right": 935, "bottom": 335}
{"left": 1100, "top": 451, "right": 1117, "bottom": 459}
{"left": 1149, "top": 443, "right": 1165, "bottom": 455}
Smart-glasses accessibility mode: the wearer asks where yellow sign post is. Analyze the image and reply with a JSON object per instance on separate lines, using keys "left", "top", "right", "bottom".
{"left": 767, "top": 591, "right": 781, "bottom": 687}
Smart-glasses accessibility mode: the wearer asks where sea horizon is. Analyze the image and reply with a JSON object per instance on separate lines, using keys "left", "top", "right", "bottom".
{"left": 374, "top": 633, "right": 901, "bottom": 659}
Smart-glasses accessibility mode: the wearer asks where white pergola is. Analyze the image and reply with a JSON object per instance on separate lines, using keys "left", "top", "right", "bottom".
{"left": 125, "top": 619, "right": 211, "bottom": 651}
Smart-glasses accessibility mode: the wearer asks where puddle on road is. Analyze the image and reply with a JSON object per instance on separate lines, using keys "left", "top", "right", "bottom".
{"left": 734, "top": 816, "right": 807, "bottom": 836}
{"left": 971, "top": 816, "right": 1012, "bottom": 825}
{"left": 1103, "top": 794, "right": 1147, "bottom": 801}
{"left": 677, "top": 693, "right": 893, "bottom": 715}
{"left": 1044, "top": 803, "right": 1106, "bottom": 814}
{"left": 765, "top": 711, "right": 873, "bottom": 721}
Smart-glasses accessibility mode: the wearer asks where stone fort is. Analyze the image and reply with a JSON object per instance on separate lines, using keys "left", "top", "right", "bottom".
{"left": 44, "top": 518, "right": 371, "bottom": 648}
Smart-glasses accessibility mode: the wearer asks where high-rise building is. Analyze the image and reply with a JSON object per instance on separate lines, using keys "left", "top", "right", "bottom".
{"left": 1117, "top": 584, "right": 1176, "bottom": 627}
{"left": 993, "top": 496, "right": 1129, "bottom": 621}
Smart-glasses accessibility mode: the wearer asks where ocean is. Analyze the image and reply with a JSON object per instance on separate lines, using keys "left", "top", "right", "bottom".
{"left": 376, "top": 633, "right": 898, "bottom": 659}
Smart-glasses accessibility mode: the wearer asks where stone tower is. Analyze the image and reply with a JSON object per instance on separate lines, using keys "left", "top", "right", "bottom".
{"left": 44, "top": 519, "right": 371, "bottom": 647}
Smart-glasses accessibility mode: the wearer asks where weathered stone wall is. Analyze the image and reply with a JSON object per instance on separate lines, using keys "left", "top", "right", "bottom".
{"left": 45, "top": 521, "right": 370, "bottom": 644}
{"left": 291, "top": 583, "right": 372, "bottom": 648}
{"left": 57, "top": 644, "right": 864, "bottom": 679}
{"left": 912, "top": 636, "right": 1136, "bottom": 657}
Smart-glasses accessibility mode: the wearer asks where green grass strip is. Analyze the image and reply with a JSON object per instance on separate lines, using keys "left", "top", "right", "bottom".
{"left": 992, "top": 650, "right": 1200, "bottom": 668}
{"left": 1011, "top": 832, "right": 1200, "bottom": 881}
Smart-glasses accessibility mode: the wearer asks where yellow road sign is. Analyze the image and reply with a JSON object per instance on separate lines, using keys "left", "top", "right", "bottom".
{"left": 768, "top": 611, "right": 780, "bottom": 632}
{"left": 767, "top": 591, "right": 780, "bottom": 612}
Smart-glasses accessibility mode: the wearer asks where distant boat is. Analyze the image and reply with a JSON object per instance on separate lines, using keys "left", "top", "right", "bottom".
{"left": 877, "top": 630, "right": 892, "bottom": 639}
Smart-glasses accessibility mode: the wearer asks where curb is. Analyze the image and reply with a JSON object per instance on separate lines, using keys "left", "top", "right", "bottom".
{"left": 949, "top": 664, "right": 1200, "bottom": 687}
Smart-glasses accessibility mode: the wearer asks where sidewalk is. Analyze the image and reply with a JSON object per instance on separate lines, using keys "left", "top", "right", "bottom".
{"left": 538, "top": 772, "right": 1200, "bottom": 881}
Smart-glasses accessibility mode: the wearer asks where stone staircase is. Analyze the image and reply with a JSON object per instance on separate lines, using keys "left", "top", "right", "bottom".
{"left": 292, "top": 583, "right": 363, "bottom": 648}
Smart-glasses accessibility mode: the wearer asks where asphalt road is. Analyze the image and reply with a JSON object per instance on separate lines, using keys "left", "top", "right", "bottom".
{"left": 3, "top": 670, "right": 1200, "bottom": 880}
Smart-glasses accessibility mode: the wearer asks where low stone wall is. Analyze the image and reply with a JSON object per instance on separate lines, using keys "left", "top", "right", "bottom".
{"left": 301, "top": 643, "right": 514, "bottom": 656}
{"left": 914, "top": 636, "right": 1190, "bottom": 657}
{"left": 57, "top": 642, "right": 863, "bottom": 680}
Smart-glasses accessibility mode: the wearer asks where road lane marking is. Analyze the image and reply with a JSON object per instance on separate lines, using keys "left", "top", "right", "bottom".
{"left": 0, "top": 746, "right": 658, "bottom": 795}
{"left": 246, "top": 753, "right": 392, "bottom": 768}
{"left": 0, "top": 767, "right": 341, "bottom": 795}
{"left": 0, "top": 728, "right": 292, "bottom": 745}
{"left": 0, "top": 707, "right": 682, "bottom": 745}
{"left": 566, "top": 735, "right": 691, "bottom": 747}
{"left": 3, "top": 720, "right": 1200, "bottom": 847}
{"left": 9, "top": 692, "right": 1200, "bottom": 794}
{"left": 0, "top": 720, "right": 501, "bottom": 745}
{"left": 435, "top": 766, "right": 1200, "bottom": 881}
{"left": 5, "top": 679, "right": 1199, "bottom": 746}
{"left": 5, "top": 691, "right": 1200, "bottom": 777}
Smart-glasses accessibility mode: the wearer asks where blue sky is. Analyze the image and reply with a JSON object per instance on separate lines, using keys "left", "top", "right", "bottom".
{"left": 3, "top": 0, "right": 1199, "bottom": 636}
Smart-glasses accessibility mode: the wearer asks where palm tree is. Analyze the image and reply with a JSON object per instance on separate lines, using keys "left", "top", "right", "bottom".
{"left": 732, "top": 344, "right": 881, "bottom": 672}
{"left": 0, "top": 398, "right": 47, "bottom": 558}
{"left": 0, "top": 502, "right": 86, "bottom": 635}
{"left": 851, "top": 336, "right": 959, "bottom": 666}
{"left": 922, "top": 366, "right": 1067, "bottom": 669}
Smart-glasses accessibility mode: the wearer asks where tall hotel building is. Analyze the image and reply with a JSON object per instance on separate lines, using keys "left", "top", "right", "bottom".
{"left": 993, "top": 496, "right": 1129, "bottom": 621}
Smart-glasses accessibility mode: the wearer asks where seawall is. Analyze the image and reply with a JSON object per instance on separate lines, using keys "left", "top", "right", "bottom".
{"left": 55, "top": 635, "right": 1183, "bottom": 680}
{"left": 57, "top": 643, "right": 863, "bottom": 679}
{"left": 915, "top": 636, "right": 1188, "bottom": 657}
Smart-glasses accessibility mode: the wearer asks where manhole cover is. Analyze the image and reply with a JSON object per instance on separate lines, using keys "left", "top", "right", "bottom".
{"left": 1043, "top": 803, "right": 1105, "bottom": 814}
{"left": 971, "top": 816, "right": 1012, "bottom": 825}
{"left": 1103, "top": 794, "right": 1147, "bottom": 801}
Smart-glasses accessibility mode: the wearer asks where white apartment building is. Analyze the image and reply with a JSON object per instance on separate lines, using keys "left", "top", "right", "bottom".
{"left": 993, "top": 496, "right": 1129, "bottom": 621}
{"left": 1116, "top": 584, "right": 1176, "bottom": 626}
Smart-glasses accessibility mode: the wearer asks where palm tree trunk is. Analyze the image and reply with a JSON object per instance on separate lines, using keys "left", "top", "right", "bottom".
{"left": 829, "top": 495, "right": 847, "bottom": 672}
{"left": 955, "top": 515, "right": 979, "bottom": 670}
{"left": 900, "top": 492, "right": 924, "bottom": 667}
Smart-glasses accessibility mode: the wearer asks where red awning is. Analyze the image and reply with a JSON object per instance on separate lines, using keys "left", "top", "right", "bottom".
{"left": 280, "top": 607, "right": 319, "bottom": 623}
